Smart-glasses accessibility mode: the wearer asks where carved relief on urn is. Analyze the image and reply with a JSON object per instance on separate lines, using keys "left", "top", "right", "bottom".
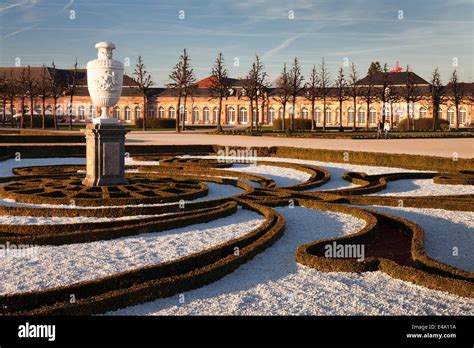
{"left": 86, "top": 42, "right": 124, "bottom": 124}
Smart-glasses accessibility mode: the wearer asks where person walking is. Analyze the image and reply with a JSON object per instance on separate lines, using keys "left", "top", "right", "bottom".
{"left": 383, "top": 120, "right": 391, "bottom": 139}
{"left": 377, "top": 119, "right": 383, "bottom": 139}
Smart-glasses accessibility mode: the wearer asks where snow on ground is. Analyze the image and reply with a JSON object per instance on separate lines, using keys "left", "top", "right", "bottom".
{"left": 108, "top": 206, "right": 474, "bottom": 316}
{"left": 0, "top": 207, "right": 263, "bottom": 295}
{"left": 0, "top": 157, "right": 85, "bottom": 177}
{"left": 222, "top": 163, "right": 311, "bottom": 187}
{"left": 369, "top": 179, "right": 474, "bottom": 196}
{"left": 361, "top": 205, "right": 474, "bottom": 273}
{"left": 182, "top": 155, "right": 430, "bottom": 192}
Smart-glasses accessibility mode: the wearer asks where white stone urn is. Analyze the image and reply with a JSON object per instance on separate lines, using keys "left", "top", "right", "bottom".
{"left": 86, "top": 42, "right": 124, "bottom": 124}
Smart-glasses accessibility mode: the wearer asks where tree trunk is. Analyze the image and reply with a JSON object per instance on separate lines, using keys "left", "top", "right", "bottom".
{"left": 53, "top": 98, "right": 58, "bottom": 130}
{"left": 281, "top": 104, "right": 285, "bottom": 131}
{"left": 322, "top": 97, "right": 326, "bottom": 132}
{"left": 311, "top": 99, "right": 315, "bottom": 131}
{"left": 249, "top": 99, "right": 254, "bottom": 133}
{"left": 42, "top": 98, "right": 46, "bottom": 129}
{"left": 10, "top": 98, "right": 14, "bottom": 128}
{"left": 216, "top": 97, "right": 223, "bottom": 132}
{"left": 1, "top": 97, "right": 5, "bottom": 128}
{"left": 143, "top": 96, "right": 147, "bottom": 131}
{"left": 353, "top": 97, "right": 356, "bottom": 131}
{"left": 255, "top": 96, "right": 259, "bottom": 131}
{"left": 69, "top": 96, "right": 73, "bottom": 131}
{"left": 29, "top": 96, "right": 34, "bottom": 128}
{"left": 176, "top": 95, "right": 181, "bottom": 133}
{"left": 20, "top": 98, "right": 24, "bottom": 129}
{"left": 455, "top": 104, "right": 459, "bottom": 130}
{"left": 365, "top": 100, "right": 370, "bottom": 131}
{"left": 339, "top": 100, "right": 343, "bottom": 132}
{"left": 432, "top": 102, "right": 437, "bottom": 131}
{"left": 291, "top": 100, "right": 296, "bottom": 132}
{"left": 181, "top": 95, "right": 187, "bottom": 132}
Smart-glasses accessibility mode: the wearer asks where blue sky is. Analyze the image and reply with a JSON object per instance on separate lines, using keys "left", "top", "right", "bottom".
{"left": 0, "top": 0, "right": 473, "bottom": 85}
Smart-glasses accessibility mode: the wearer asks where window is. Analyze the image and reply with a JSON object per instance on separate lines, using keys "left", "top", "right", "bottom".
{"left": 192, "top": 107, "right": 199, "bottom": 123}
{"left": 288, "top": 106, "right": 294, "bottom": 118}
{"left": 419, "top": 107, "right": 427, "bottom": 118}
{"left": 460, "top": 108, "right": 467, "bottom": 125}
{"left": 239, "top": 107, "right": 248, "bottom": 123}
{"left": 135, "top": 106, "right": 141, "bottom": 119}
{"left": 252, "top": 107, "right": 257, "bottom": 122}
{"left": 395, "top": 107, "right": 404, "bottom": 124}
{"left": 325, "top": 108, "right": 332, "bottom": 124}
{"left": 227, "top": 107, "right": 235, "bottom": 123}
{"left": 89, "top": 106, "right": 96, "bottom": 119}
{"left": 79, "top": 106, "right": 85, "bottom": 121}
{"left": 358, "top": 108, "right": 366, "bottom": 124}
{"left": 148, "top": 108, "right": 155, "bottom": 118}
{"left": 203, "top": 107, "right": 210, "bottom": 123}
{"left": 302, "top": 107, "right": 308, "bottom": 119}
{"left": 336, "top": 108, "right": 341, "bottom": 124}
{"left": 438, "top": 108, "right": 443, "bottom": 119}
{"left": 315, "top": 108, "right": 321, "bottom": 124}
{"left": 268, "top": 107, "right": 275, "bottom": 124}
{"left": 158, "top": 107, "right": 165, "bottom": 119}
{"left": 369, "top": 108, "right": 376, "bottom": 124}
{"left": 113, "top": 106, "right": 120, "bottom": 119}
{"left": 56, "top": 105, "right": 62, "bottom": 116}
{"left": 448, "top": 107, "right": 455, "bottom": 125}
{"left": 125, "top": 107, "right": 131, "bottom": 121}
{"left": 213, "top": 107, "right": 219, "bottom": 123}
{"left": 279, "top": 107, "right": 284, "bottom": 119}
{"left": 347, "top": 107, "right": 355, "bottom": 124}
{"left": 46, "top": 105, "right": 52, "bottom": 116}
{"left": 168, "top": 107, "right": 175, "bottom": 119}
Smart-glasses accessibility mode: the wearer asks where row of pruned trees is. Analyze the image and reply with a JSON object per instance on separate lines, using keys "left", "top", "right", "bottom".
{"left": 0, "top": 62, "right": 79, "bottom": 130}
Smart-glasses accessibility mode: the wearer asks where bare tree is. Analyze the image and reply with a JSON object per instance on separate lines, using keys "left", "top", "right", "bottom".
{"left": 6, "top": 71, "right": 16, "bottom": 128}
{"left": 317, "top": 58, "right": 331, "bottom": 131}
{"left": 273, "top": 63, "right": 291, "bottom": 131}
{"left": 64, "top": 59, "right": 79, "bottom": 130}
{"left": 17, "top": 68, "right": 29, "bottom": 128}
{"left": 402, "top": 65, "right": 423, "bottom": 131}
{"left": 243, "top": 55, "right": 267, "bottom": 132}
{"left": 448, "top": 69, "right": 464, "bottom": 130}
{"left": 22, "top": 66, "right": 38, "bottom": 128}
{"left": 348, "top": 63, "right": 359, "bottom": 131}
{"left": 359, "top": 66, "right": 377, "bottom": 131}
{"left": 38, "top": 65, "right": 50, "bottom": 129}
{"left": 168, "top": 49, "right": 196, "bottom": 132}
{"left": 430, "top": 68, "right": 444, "bottom": 131}
{"left": 209, "top": 53, "right": 231, "bottom": 132}
{"left": 334, "top": 67, "right": 349, "bottom": 132}
{"left": 379, "top": 63, "right": 393, "bottom": 123}
{"left": 289, "top": 57, "right": 304, "bottom": 132}
{"left": 49, "top": 62, "right": 63, "bottom": 130}
{"left": 0, "top": 72, "right": 6, "bottom": 128}
{"left": 133, "top": 56, "right": 154, "bottom": 131}
{"left": 304, "top": 65, "right": 319, "bottom": 131}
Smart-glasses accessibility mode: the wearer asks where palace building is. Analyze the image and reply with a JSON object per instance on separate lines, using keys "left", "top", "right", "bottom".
{"left": 0, "top": 66, "right": 472, "bottom": 128}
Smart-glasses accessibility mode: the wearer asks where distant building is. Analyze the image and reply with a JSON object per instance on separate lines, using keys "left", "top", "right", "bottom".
{"left": 0, "top": 66, "right": 472, "bottom": 128}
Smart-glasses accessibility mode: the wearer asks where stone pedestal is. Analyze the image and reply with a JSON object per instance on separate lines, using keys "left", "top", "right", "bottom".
{"left": 81, "top": 123, "right": 129, "bottom": 186}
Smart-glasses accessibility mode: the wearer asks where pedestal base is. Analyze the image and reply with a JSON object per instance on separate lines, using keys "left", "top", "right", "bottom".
{"left": 81, "top": 122, "right": 129, "bottom": 187}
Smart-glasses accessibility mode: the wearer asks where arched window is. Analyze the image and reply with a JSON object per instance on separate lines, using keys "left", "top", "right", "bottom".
{"left": 252, "top": 107, "right": 258, "bottom": 122}
{"left": 395, "top": 107, "right": 404, "bottom": 124}
{"left": 325, "top": 108, "right": 332, "bottom": 124}
{"left": 135, "top": 106, "right": 141, "bottom": 119}
{"left": 168, "top": 107, "right": 175, "bottom": 119}
{"left": 288, "top": 106, "right": 294, "bottom": 118}
{"left": 46, "top": 105, "right": 52, "bottom": 115}
{"left": 438, "top": 108, "right": 443, "bottom": 120}
{"left": 89, "top": 106, "right": 96, "bottom": 119}
{"left": 302, "top": 107, "right": 308, "bottom": 119}
{"left": 369, "top": 108, "right": 376, "bottom": 124}
{"left": 239, "top": 107, "right": 248, "bottom": 123}
{"left": 158, "top": 106, "right": 165, "bottom": 119}
{"left": 79, "top": 105, "right": 85, "bottom": 121}
{"left": 192, "top": 107, "right": 199, "bottom": 123}
{"left": 148, "top": 108, "right": 155, "bottom": 118}
{"left": 419, "top": 107, "right": 427, "bottom": 118}
{"left": 448, "top": 107, "right": 455, "bottom": 125}
{"left": 213, "top": 107, "right": 219, "bottom": 123}
{"left": 279, "top": 107, "right": 284, "bottom": 119}
{"left": 268, "top": 107, "right": 275, "bottom": 124}
{"left": 358, "top": 108, "right": 366, "bottom": 124}
{"left": 227, "top": 107, "right": 235, "bottom": 123}
{"left": 336, "top": 108, "right": 341, "bottom": 124}
{"left": 203, "top": 107, "right": 210, "bottom": 123}
{"left": 347, "top": 107, "right": 354, "bottom": 125}
{"left": 113, "top": 106, "right": 120, "bottom": 119}
{"left": 125, "top": 106, "right": 131, "bottom": 121}
{"left": 315, "top": 107, "right": 321, "bottom": 124}
{"left": 459, "top": 108, "right": 467, "bottom": 125}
